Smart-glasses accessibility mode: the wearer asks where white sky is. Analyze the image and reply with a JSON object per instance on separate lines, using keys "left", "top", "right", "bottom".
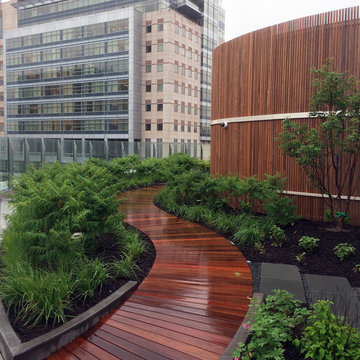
{"left": 222, "top": 0, "right": 360, "bottom": 41}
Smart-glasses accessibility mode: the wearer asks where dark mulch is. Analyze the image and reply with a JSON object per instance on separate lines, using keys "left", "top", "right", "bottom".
{"left": 6, "top": 224, "right": 156, "bottom": 343}
{"left": 239, "top": 219, "right": 360, "bottom": 287}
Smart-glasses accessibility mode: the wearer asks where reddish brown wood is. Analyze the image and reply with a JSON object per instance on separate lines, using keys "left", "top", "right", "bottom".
{"left": 210, "top": 7, "right": 360, "bottom": 223}
{"left": 47, "top": 186, "right": 252, "bottom": 360}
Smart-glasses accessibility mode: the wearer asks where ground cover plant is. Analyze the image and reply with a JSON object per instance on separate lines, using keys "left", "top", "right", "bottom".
{"left": 0, "top": 153, "right": 208, "bottom": 340}
{"left": 233, "top": 290, "right": 360, "bottom": 360}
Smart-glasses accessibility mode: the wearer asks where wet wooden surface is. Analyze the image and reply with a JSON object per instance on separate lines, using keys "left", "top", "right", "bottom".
{"left": 47, "top": 186, "right": 252, "bottom": 360}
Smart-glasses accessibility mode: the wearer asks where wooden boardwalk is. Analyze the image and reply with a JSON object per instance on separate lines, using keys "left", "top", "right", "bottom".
{"left": 47, "top": 187, "right": 252, "bottom": 360}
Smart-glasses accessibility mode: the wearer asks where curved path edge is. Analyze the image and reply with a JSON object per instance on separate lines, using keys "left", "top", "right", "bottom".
{"left": 47, "top": 186, "right": 253, "bottom": 360}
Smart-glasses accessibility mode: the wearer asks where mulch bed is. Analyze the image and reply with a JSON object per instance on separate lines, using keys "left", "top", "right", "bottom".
{"left": 5, "top": 224, "right": 156, "bottom": 343}
{"left": 239, "top": 219, "right": 360, "bottom": 287}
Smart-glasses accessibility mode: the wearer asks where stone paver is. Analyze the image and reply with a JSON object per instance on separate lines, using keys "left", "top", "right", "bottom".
{"left": 305, "top": 274, "right": 360, "bottom": 328}
{"left": 259, "top": 263, "right": 306, "bottom": 302}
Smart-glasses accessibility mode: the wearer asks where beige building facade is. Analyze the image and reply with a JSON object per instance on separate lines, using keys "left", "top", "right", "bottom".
{"left": 141, "top": 8, "right": 201, "bottom": 145}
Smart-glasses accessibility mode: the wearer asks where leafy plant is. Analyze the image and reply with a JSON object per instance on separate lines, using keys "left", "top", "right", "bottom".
{"left": 233, "top": 225, "right": 265, "bottom": 246}
{"left": 268, "top": 224, "right": 286, "bottom": 247}
{"left": 333, "top": 243, "right": 356, "bottom": 261}
{"left": 278, "top": 59, "right": 360, "bottom": 230}
{"left": 296, "top": 252, "right": 306, "bottom": 263}
{"left": 294, "top": 300, "right": 360, "bottom": 359}
{"left": 298, "top": 236, "right": 320, "bottom": 250}
{"left": 233, "top": 290, "right": 311, "bottom": 360}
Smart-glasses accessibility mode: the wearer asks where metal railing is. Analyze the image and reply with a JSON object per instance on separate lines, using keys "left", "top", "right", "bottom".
{"left": 0, "top": 137, "right": 210, "bottom": 189}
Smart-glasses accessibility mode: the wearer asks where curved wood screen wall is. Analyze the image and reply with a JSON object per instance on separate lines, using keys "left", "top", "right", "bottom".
{"left": 210, "top": 7, "right": 360, "bottom": 223}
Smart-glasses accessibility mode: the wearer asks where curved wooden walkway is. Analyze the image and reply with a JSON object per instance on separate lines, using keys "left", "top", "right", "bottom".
{"left": 47, "top": 186, "right": 252, "bottom": 360}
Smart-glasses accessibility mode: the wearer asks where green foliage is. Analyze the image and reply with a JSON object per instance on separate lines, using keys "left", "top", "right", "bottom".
{"left": 109, "top": 255, "right": 140, "bottom": 281}
{"left": 268, "top": 224, "right": 286, "bottom": 247}
{"left": 233, "top": 225, "right": 265, "bottom": 247}
{"left": 296, "top": 252, "right": 306, "bottom": 263}
{"left": 233, "top": 290, "right": 311, "bottom": 360}
{"left": 294, "top": 300, "right": 360, "bottom": 360}
{"left": 73, "top": 259, "right": 108, "bottom": 302}
{"left": 263, "top": 196, "right": 298, "bottom": 226}
{"left": 333, "top": 243, "right": 356, "bottom": 261}
{"left": 278, "top": 59, "right": 360, "bottom": 229}
{"left": 298, "top": 236, "right": 320, "bottom": 250}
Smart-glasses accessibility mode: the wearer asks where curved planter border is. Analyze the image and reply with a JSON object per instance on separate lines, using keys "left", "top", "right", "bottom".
{"left": 0, "top": 281, "right": 138, "bottom": 360}
{"left": 219, "top": 293, "right": 264, "bottom": 360}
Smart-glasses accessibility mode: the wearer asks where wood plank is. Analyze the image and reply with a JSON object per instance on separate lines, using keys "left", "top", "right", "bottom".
{"left": 50, "top": 187, "right": 252, "bottom": 359}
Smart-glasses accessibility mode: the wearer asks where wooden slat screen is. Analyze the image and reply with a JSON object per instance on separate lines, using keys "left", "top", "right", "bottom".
{"left": 210, "top": 7, "right": 360, "bottom": 223}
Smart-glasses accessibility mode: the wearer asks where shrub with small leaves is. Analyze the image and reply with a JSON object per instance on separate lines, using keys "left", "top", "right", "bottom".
{"left": 233, "top": 225, "right": 265, "bottom": 247}
{"left": 333, "top": 243, "right": 356, "bottom": 261}
{"left": 269, "top": 225, "right": 286, "bottom": 247}
{"left": 298, "top": 236, "right": 319, "bottom": 251}
{"left": 294, "top": 300, "right": 360, "bottom": 360}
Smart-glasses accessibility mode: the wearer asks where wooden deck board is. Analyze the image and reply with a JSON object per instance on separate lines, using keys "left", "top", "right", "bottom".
{"left": 47, "top": 186, "right": 252, "bottom": 359}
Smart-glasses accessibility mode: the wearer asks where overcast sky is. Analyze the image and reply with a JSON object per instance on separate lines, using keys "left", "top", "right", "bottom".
{"left": 222, "top": 0, "right": 360, "bottom": 41}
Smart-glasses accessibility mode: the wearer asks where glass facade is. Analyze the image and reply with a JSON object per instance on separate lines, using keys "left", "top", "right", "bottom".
{"left": 6, "top": 19, "right": 130, "bottom": 135}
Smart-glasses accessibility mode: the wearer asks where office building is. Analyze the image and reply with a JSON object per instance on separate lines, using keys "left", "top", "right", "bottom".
{"left": 1, "top": 0, "right": 224, "bottom": 143}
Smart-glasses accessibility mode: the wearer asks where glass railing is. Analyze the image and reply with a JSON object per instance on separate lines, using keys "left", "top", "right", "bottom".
{"left": 0, "top": 137, "right": 210, "bottom": 190}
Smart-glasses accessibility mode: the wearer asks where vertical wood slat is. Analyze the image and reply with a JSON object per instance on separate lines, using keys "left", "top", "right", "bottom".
{"left": 210, "top": 6, "right": 360, "bottom": 224}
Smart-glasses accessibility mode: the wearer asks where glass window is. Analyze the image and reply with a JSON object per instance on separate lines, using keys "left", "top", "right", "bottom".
{"left": 62, "top": 45, "right": 82, "bottom": 59}
{"left": 145, "top": 104, "right": 151, "bottom": 112}
{"left": 7, "top": 71, "right": 22, "bottom": 82}
{"left": 106, "top": 59, "right": 128, "bottom": 74}
{"left": 43, "top": 67, "right": 60, "bottom": 79}
{"left": 42, "top": 30, "right": 60, "bottom": 44}
{"left": 108, "top": 99, "right": 128, "bottom": 112}
{"left": 157, "top": 123, "right": 163, "bottom": 131}
{"left": 84, "top": 61, "right": 106, "bottom": 75}
{"left": 23, "top": 34, "right": 41, "bottom": 47}
{"left": 43, "top": 120, "right": 61, "bottom": 132}
{"left": 145, "top": 123, "right": 151, "bottom": 131}
{"left": 43, "top": 102, "right": 61, "bottom": 114}
{"left": 62, "top": 27, "right": 82, "bottom": 41}
{"left": 181, "top": 86, "right": 185, "bottom": 94}
{"left": 84, "top": 42, "right": 105, "bottom": 56}
{"left": 145, "top": 64, "right": 151, "bottom": 73}
{"left": 175, "top": 24, "right": 179, "bottom": 34}
{"left": 85, "top": 100, "right": 104, "bottom": 112}
{"left": 174, "top": 103, "right": 178, "bottom": 112}
{"left": 84, "top": 81, "right": 105, "bottom": 94}
{"left": 84, "top": 119, "right": 105, "bottom": 132}
{"left": 157, "top": 103, "right": 163, "bottom": 111}
{"left": 24, "top": 69, "right": 41, "bottom": 81}
{"left": 158, "top": 23, "right": 163, "bottom": 31}
{"left": 62, "top": 64, "right": 82, "bottom": 77}
{"left": 174, "top": 84, "right": 178, "bottom": 93}
{"left": 107, "top": 19, "right": 128, "bottom": 33}
{"left": 174, "top": 45, "right": 179, "bottom": 54}
{"left": 24, "top": 51, "right": 40, "bottom": 64}
{"left": 84, "top": 23, "right": 105, "bottom": 38}
{"left": 44, "top": 85, "right": 60, "bottom": 97}
{"left": 42, "top": 48, "right": 61, "bottom": 62}
{"left": 107, "top": 79, "right": 128, "bottom": 93}
{"left": 157, "top": 63, "right": 163, "bottom": 72}
{"left": 157, "top": 42, "right": 163, "bottom": 52}
{"left": 157, "top": 83, "right": 163, "bottom": 92}
{"left": 145, "top": 84, "right": 151, "bottom": 92}
{"left": 7, "top": 37, "right": 22, "bottom": 49}
{"left": 174, "top": 123, "right": 178, "bottom": 131}
{"left": 108, "top": 119, "right": 128, "bottom": 132}
{"left": 107, "top": 39, "right": 129, "bottom": 53}
{"left": 146, "top": 25, "right": 152, "bottom": 33}
{"left": 145, "top": 45, "right": 152, "bottom": 53}
{"left": 7, "top": 54, "right": 22, "bottom": 66}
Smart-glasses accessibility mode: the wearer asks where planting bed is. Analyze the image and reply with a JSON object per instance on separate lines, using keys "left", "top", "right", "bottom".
{"left": 239, "top": 219, "right": 360, "bottom": 287}
{"left": 4, "top": 225, "right": 156, "bottom": 343}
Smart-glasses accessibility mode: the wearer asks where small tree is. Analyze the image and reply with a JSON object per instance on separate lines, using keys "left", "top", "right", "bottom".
{"left": 278, "top": 59, "right": 360, "bottom": 229}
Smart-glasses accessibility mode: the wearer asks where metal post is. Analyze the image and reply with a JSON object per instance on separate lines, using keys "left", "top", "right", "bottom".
{"left": 73, "top": 140, "right": 78, "bottom": 163}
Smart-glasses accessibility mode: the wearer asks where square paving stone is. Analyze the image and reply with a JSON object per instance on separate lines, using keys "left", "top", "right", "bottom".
{"left": 259, "top": 278, "right": 306, "bottom": 303}
{"left": 305, "top": 274, "right": 353, "bottom": 296}
{"left": 261, "top": 263, "right": 301, "bottom": 281}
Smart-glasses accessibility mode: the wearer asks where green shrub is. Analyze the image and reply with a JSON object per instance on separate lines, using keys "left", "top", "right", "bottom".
{"left": 73, "top": 259, "right": 108, "bottom": 302}
{"left": 233, "top": 225, "right": 265, "bottom": 246}
{"left": 233, "top": 290, "right": 311, "bottom": 360}
{"left": 263, "top": 196, "right": 298, "bottom": 226}
{"left": 110, "top": 255, "right": 139, "bottom": 281}
{"left": 298, "top": 236, "right": 320, "bottom": 251}
{"left": 333, "top": 243, "right": 356, "bottom": 261}
{"left": 294, "top": 300, "right": 360, "bottom": 360}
